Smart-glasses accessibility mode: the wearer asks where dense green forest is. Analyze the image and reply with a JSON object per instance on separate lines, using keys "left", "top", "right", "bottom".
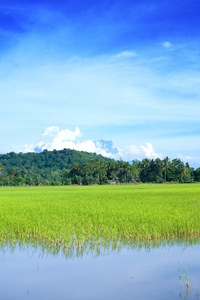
{"left": 0, "top": 149, "right": 200, "bottom": 186}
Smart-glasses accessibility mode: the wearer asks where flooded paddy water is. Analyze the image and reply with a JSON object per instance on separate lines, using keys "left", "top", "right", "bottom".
{"left": 0, "top": 240, "right": 200, "bottom": 300}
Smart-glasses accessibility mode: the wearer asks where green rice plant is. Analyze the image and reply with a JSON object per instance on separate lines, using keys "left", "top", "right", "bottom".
{"left": 179, "top": 265, "right": 191, "bottom": 289}
{"left": 0, "top": 183, "right": 200, "bottom": 254}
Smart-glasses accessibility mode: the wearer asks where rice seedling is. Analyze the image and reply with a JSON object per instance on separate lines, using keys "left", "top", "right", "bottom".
{"left": 0, "top": 183, "right": 200, "bottom": 254}
{"left": 179, "top": 265, "right": 191, "bottom": 288}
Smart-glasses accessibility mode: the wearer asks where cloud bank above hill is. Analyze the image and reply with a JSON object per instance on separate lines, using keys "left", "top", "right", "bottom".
{"left": 23, "top": 126, "right": 162, "bottom": 162}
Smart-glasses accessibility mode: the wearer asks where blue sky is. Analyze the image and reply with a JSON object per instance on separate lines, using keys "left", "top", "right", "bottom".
{"left": 0, "top": 0, "right": 200, "bottom": 167}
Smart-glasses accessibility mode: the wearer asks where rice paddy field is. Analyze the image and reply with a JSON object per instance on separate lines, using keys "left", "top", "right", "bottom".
{"left": 0, "top": 183, "right": 200, "bottom": 254}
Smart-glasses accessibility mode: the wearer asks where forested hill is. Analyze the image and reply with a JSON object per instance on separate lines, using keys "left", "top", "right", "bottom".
{"left": 0, "top": 149, "right": 112, "bottom": 186}
{"left": 0, "top": 149, "right": 200, "bottom": 186}
{"left": 0, "top": 148, "right": 111, "bottom": 172}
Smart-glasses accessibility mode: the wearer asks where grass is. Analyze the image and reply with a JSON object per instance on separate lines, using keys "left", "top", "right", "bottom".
{"left": 0, "top": 183, "right": 200, "bottom": 254}
{"left": 179, "top": 266, "right": 191, "bottom": 288}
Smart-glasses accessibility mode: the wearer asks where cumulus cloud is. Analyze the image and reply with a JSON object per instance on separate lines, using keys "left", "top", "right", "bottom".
{"left": 22, "top": 126, "right": 163, "bottom": 162}
{"left": 116, "top": 142, "right": 162, "bottom": 161}
{"left": 37, "top": 126, "right": 82, "bottom": 151}
{"left": 141, "top": 142, "right": 161, "bottom": 159}
{"left": 29, "top": 126, "right": 102, "bottom": 154}
{"left": 42, "top": 126, "right": 81, "bottom": 141}
{"left": 94, "top": 140, "right": 119, "bottom": 155}
{"left": 42, "top": 126, "right": 59, "bottom": 136}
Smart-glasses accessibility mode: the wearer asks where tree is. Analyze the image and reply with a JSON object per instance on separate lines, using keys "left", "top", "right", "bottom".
{"left": 139, "top": 158, "right": 152, "bottom": 182}
{"left": 131, "top": 162, "right": 140, "bottom": 182}
{"left": 162, "top": 157, "right": 170, "bottom": 183}
{"left": 0, "top": 163, "right": 4, "bottom": 185}
{"left": 167, "top": 159, "right": 193, "bottom": 183}
{"left": 154, "top": 158, "right": 164, "bottom": 183}
{"left": 195, "top": 168, "right": 200, "bottom": 182}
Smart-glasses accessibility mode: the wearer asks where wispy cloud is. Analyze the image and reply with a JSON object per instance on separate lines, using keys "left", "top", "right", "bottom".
{"left": 162, "top": 41, "right": 172, "bottom": 49}
{"left": 112, "top": 51, "right": 137, "bottom": 59}
{"left": 1, "top": 50, "right": 199, "bottom": 124}
{"left": 1, "top": 45, "right": 200, "bottom": 159}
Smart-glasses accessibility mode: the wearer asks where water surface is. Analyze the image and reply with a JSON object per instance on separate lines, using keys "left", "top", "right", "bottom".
{"left": 0, "top": 242, "right": 200, "bottom": 300}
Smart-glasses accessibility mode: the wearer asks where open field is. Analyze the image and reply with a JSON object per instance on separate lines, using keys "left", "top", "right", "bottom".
{"left": 0, "top": 184, "right": 200, "bottom": 252}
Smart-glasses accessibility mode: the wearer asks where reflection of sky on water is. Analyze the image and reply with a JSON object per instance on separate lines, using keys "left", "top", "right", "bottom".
{"left": 0, "top": 243, "right": 200, "bottom": 300}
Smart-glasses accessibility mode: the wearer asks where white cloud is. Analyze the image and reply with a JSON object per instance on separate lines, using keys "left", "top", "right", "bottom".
{"left": 53, "top": 127, "right": 82, "bottom": 142}
{"left": 116, "top": 142, "right": 162, "bottom": 161}
{"left": 37, "top": 126, "right": 82, "bottom": 151}
{"left": 112, "top": 51, "right": 137, "bottom": 59}
{"left": 141, "top": 142, "right": 161, "bottom": 159}
{"left": 22, "top": 126, "right": 163, "bottom": 161}
{"left": 42, "top": 126, "right": 81, "bottom": 141}
{"left": 38, "top": 138, "right": 113, "bottom": 158}
{"left": 162, "top": 41, "right": 172, "bottom": 49}
{"left": 42, "top": 126, "right": 59, "bottom": 136}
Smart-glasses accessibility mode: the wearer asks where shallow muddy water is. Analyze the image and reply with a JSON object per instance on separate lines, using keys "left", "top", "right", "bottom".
{"left": 0, "top": 242, "right": 200, "bottom": 300}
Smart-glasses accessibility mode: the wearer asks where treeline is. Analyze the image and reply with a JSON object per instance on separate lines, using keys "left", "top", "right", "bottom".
{"left": 0, "top": 149, "right": 200, "bottom": 186}
{"left": 64, "top": 157, "right": 200, "bottom": 185}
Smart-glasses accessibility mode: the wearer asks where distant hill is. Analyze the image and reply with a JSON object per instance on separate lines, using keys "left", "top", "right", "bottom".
{"left": 0, "top": 148, "right": 112, "bottom": 173}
